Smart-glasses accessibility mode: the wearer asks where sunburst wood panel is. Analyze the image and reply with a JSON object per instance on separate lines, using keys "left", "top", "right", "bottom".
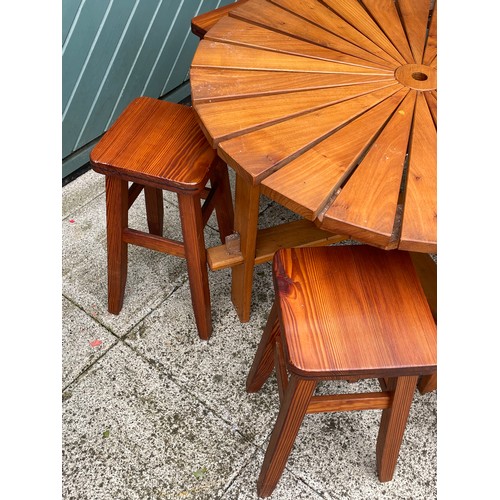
{"left": 191, "top": 0, "right": 437, "bottom": 252}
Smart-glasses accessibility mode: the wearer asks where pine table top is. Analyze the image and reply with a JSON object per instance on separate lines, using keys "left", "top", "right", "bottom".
{"left": 191, "top": 0, "right": 437, "bottom": 253}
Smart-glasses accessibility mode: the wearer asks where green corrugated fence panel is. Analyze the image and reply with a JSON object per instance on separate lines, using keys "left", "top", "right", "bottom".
{"left": 62, "top": 0, "right": 236, "bottom": 178}
{"left": 62, "top": 0, "right": 82, "bottom": 45}
{"left": 74, "top": 0, "right": 163, "bottom": 149}
{"left": 107, "top": 0, "right": 194, "bottom": 126}
{"left": 63, "top": 0, "right": 137, "bottom": 156}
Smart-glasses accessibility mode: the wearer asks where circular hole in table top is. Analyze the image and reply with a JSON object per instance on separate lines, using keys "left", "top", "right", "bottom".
{"left": 395, "top": 64, "right": 437, "bottom": 91}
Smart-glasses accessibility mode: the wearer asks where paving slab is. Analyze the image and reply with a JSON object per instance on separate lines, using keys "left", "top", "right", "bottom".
{"left": 62, "top": 296, "right": 118, "bottom": 388}
{"left": 62, "top": 342, "right": 260, "bottom": 500}
{"left": 124, "top": 263, "right": 280, "bottom": 446}
{"left": 221, "top": 449, "right": 325, "bottom": 500}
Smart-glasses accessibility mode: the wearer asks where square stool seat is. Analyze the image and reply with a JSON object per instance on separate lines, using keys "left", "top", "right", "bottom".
{"left": 278, "top": 246, "right": 436, "bottom": 378}
{"left": 90, "top": 96, "right": 217, "bottom": 192}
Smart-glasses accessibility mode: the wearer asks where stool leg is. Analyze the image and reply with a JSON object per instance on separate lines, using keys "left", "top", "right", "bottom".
{"left": 246, "top": 301, "right": 280, "bottom": 392}
{"left": 376, "top": 375, "right": 418, "bottom": 481}
{"left": 144, "top": 186, "right": 164, "bottom": 236}
{"left": 258, "top": 375, "right": 316, "bottom": 498}
{"left": 178, "top": 192, "right": 212, "bottom": 340}
{"left": 418, "top": 372, "right": 437, "bottom": 394}
{"left": 105, "top": 176, "right": 128, "bottom": 314}
{"left": 211, "top": 158, "right": 234, "bottom": 242}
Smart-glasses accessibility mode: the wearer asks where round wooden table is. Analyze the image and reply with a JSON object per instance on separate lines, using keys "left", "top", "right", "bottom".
{"left": 190, "top": 0, "right": 437, "bottom": 321}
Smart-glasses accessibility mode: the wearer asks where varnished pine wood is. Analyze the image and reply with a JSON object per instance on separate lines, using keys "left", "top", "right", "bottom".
{"left": 247, "top": 245, "right": 437, "bottom": 496}
{"left": 399, "top": 92, "right": 437, "bottom": 253}
{"left": 246, "top": 301, "right": 281, "bottom": 392}
{"left": 409, "top": 252, "right": 437, "bottom": 394}
{"left": 191, "top": 0, "right": 437, "bottom": 323}
{"left": 274, "top": 0, "right": 404, "bottom": 66}
{"left": 257, "top": 375, "right": 317, "bottom": 498}
{"left": 376, "top": 376, "right": 419, "bottom": 481}
{"left": 210, "top": 158, "right": 235, "bottom": 242}
{"left": 397, "top": 0, "right": 430, "bottom": 64}
{"left": 178, "top": 192, "right": 212, "bottom": 340}
{"left": 262, "top": 89, "right": 408, "bottom": 222}
{"left": 425, "top": 91, "right": 437, "bottom": 126}
{"left": 190, "top": 0, "right": 249, "bottom": 39}
{"left": 90, "top": 97, "right": 234, "bottom": 339}
{"left": 191, "top": 0, "right": 437, "bottom": 262}
{"left": 105, "top": 176, "right": 129, "bottom": 314}
{"left": 230, "top": 0, "right": 396, "bottom": 69}
{"left": 423, "top": 2, "right": 437, "bottom": 66}
{"left": 192, "top": 40, "right": 390, "bottom": 75}
{"left": 274, "top": 337, "right": 288, "bottom": 404}
{"left": 306, "top": 392, "right": 392, "bottom": 414}
{"left": 360, "top": 0, "right": 415, "bottom": 64}
{"left": 195, "top": 80, "right": 399, "bottom": 147}
{"left": 204, "top": 16, "right": 395, "bottom": 71}
{"left": 230, "top": 173, "right": 260, "bottom": 322}
{"left": 190, "top": 67, "right": 394, "bottom": 105}
{"left": 417, "top": 373, "right": 437, "bottom": 394}
{"left": 144, "top": 187, "right": 163, "bottom": 236}
{"left": 274, "top": 247, "right": 436, "bottom": 377}
{"left": 410, "top": 252, "right": 437, "bottom": 321}
{"left": 128, "top": 182, "right": 144, "bottom": 209}
{"left": 207, "top": 219, "right": 344, "bottom": 271}
{"left": 320, "top": 91, "right": 417, "bottom": 249}
{"left": 122, "top": 229, "right": 185, "bottom": 258}
{"left": 219, "top": 85, "right": 402, "bottom": 186}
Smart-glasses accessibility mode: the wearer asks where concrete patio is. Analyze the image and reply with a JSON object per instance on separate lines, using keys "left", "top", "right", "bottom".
{"left": 62, "top": 167, "right": 437, "bottom": 499}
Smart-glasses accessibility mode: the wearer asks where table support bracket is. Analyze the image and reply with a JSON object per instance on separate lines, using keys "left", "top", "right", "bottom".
{"left": 207, "top": 219, "right": 347, "bottom": 271}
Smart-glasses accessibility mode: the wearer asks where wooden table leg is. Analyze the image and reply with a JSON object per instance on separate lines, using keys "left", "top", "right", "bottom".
{"left": 231, "top": 173, "right": 260, "bottom": 322}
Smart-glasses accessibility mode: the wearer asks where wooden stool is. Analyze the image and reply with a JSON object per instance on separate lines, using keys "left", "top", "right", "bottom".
{"left": 247, "top": 246, "right": 437, "bottom": 497}
{"left": 90, "top": 97, "right": 234, "bottom": 340}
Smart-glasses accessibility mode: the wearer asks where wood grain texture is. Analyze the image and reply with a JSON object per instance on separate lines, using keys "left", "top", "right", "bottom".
{"left": 398, "top": 0, "right": 432, "bottom": 64}
{"left": 204, "top": 16, "right": 394, "bottom": 70}
{"left": 191, "top": 0, "right": 437, "bottom": 252}
{"left": 90, "top": 97, "right": 216, "bottom": 192}
{"left": 399, "top": 92, "right": 437, "bottom": 253}
{"left": 257, "top": 375, "right": 316, "bottom": 498}
{"left": 91, "top": 97, "right": 235, "bottom": 339}
{"left": 220, "top": 84, "right": 402, "bottom": 185}
{"left": 190, "top": 67, "right": 394, "bottom": 104}
{"left": 246, "top": 301, "right": 281, "bottom": 392}
{"left": 360, "top": 0, "right": 415, "bottom": 64}
{"left": 423, "top": 1, "right": 437, "bottom": 66}
{"left": 191, "top": 0, "right": 249, "bottom": 39}
{"left": 248, "top": 244, "right": 437, "bottom": 496}
{"left": 230, "top": 0, "right": 396, "bottom": 68}
{"left": 376, "top": 375, "right": 419, "bottom": 481}
{"left": 192, "top": 40, "right": 392, "bottom": 74}
{"left": 319, "top": 90, "right": 417, "bottom": 248}
{"left": 262, "top": 89, "right": 408, "bottom": 219}
{"left": 195, "top": 81, "right": 399, "bottom": 146}
{"left": 273, "top": 246, "right": 437, "bottom": 378}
